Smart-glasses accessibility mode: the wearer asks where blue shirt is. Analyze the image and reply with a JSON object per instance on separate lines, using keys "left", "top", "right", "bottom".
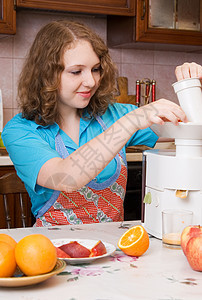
{"left": 2, "top": 103, "right": 158, "bottom": 216}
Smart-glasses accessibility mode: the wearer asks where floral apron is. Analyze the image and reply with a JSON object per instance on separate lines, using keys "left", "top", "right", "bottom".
{"left": 35, "top": 116, "right": 127, "bottom": 226}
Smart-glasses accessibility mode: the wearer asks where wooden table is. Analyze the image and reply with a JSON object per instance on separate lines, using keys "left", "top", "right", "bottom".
{"left": 0, "top": 221, "right": 201, "bottom": 299}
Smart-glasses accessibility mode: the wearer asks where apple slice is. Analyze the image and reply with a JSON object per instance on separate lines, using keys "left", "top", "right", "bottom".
{"left": 59, "top": 241, "right": 91, "bottom": 258}
{"left": 185, "top": 235, "right": 202, "bottom": 272}
{"left": 90, "top": 240, "right": 107, "bottom": 257}
{"left": 55, "top": 246, "right": 71, "bottom": 258}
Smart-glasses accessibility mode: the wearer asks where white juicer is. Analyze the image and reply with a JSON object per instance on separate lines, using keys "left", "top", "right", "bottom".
{"left": 142, "top": 78, "right": 202, "bottom": 239}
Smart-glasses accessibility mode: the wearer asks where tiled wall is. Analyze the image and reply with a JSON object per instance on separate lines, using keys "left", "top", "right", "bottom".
{"left": 1, "top": 10, "right": 202, "bottom": 127}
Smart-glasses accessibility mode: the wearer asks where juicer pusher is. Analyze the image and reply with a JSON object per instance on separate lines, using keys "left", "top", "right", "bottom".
{"left": 151, "top": 77, "right": 202, "bottom": 157}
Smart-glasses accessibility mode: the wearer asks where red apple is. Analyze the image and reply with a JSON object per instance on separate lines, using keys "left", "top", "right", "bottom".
{"left": 181, "top": 225, "right": 202, "bottom": 255}
{"left": 185, "top": 235, "right": 202, "bottom": 272}
{"left": 59, "top": 241, "right": 91, "bottom": 258}
{"left": 90, "top": 240, "right": 107, "bottom": 257}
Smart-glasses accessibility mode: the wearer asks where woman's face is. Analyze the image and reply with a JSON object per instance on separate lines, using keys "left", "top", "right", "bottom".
{"left": 58, "top": 40, "right": 101, "bottom": 115}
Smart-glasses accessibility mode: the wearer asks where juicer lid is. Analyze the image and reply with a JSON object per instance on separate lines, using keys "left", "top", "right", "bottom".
{"left": 151, "top": 122, "right": 202, "bottom": 140}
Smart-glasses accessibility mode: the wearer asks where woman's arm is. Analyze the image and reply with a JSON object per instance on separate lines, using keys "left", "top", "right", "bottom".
{"left": 37, "top": 99, "right": 187, "bottom": 192}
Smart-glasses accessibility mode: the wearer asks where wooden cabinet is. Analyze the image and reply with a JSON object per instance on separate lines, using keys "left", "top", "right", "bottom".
{"left": 16, "top": 0, "right": 135, "bottom": 16}
{"left": 0, "top": 0, "right": 16, "bottom": 34}
{"left": 0, "top": 0, "right": 135, "bottom": 34}
{"left": 107, "top": 0, "right": 202, "bottom": 51}
{"left": 0, "top": 166, "right": 34, "bottom": 229}
{"left": 136, "top": 0, "right": 202, "bottom": 45}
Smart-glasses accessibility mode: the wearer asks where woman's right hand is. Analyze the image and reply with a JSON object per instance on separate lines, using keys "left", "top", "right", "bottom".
{"left": 132, "top": 99, "right": 188, "bottom": 130}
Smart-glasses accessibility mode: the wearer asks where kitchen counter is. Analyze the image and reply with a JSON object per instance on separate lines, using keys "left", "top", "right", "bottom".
{"left": 0, "top": 155, "right": 13, "bottom": 166}
{"left": 126, "top": 141, "right": 175, "bottom": 162}
{"left": 0, "top": 148, "right": 12, "bottom": 166}
{"left": 0, "top": 153, "right": 143, "bottom": 166}
{"left": 0, "top": 142, "right": 175, "bottom": 166}
{"left": 0, "top": 154, "right": 143, "bottom": 166}
{"left": 0, "top": 221, "right": 201, "bottom": 299}
{"left": 0, "top": 153, "right": 148, "bottom": 165}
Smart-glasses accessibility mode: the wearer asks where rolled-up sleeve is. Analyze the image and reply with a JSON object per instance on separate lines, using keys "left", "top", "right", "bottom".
{"left": 2, "top": 115, "right": 60, "bottom": 192}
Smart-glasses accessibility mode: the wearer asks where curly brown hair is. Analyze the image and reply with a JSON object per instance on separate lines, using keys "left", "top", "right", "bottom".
{"left": 17, "top": 20, "right": 118, "bottom": 126}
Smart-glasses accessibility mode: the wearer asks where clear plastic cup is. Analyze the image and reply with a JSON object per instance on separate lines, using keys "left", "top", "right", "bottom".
{"left": 162, "top": 209, "right": 193, "bottom": 247}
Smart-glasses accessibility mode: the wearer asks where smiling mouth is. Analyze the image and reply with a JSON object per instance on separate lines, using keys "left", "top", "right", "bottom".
{"left": 78, "top": 91, "right": 91, "bottom": 98}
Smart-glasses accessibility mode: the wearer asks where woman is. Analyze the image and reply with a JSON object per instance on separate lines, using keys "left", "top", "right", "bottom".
{"left": 2, "top": 20, "right": 199, "bottom": 226}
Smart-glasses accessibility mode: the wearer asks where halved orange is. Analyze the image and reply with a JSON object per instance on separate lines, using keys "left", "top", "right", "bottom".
{"left": 118, "top": 225, "right": 149, "bottom": 256}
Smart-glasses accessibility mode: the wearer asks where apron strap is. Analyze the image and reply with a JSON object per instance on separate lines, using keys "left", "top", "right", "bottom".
{"left": 96, "top": 115, "right": 127, "bottom": 165}
{"left": 36, "top": 132, "right": 67, "bottom": 218}
{"left": 35, "top": 190, "right": 60, "bottom": 219}
{"left": 85, "top": 115, "right": 123, "bottom": 190}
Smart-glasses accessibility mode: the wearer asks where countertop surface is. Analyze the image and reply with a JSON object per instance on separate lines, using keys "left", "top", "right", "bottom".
{"left": 0, "top": 142, "right": 175, "bottom": 166}
{"left": 0, "top": 221, "right": 201, "bottom": 299}
{"left": 0, "top": 152, "right": 143, "bottom": 166}
{"left": 0, "top": 153, "right": 143, "bottom": 166}
{"left": 0, "top": 155, "right": 13, "bottom": 166}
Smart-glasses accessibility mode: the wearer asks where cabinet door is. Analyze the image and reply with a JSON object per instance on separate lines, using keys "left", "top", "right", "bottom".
{"left": 136, "top": 0, "right": 202, "bottom": 45}
{"left": 0, "top": 166, "right": 34, "bottom": 229}
{"left": 17, "top": 0, "right": 135, "bottom": 16}
{"left": 0, "top": 0, "right": 16, "bottom": 34}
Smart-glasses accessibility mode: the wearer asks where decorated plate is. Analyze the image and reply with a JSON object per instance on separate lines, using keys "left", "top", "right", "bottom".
{"left": 52, "top": 238, "right": 116, "bottom": 264}
{"left": 0, "top": 259, "right": 66, "bottom": 287}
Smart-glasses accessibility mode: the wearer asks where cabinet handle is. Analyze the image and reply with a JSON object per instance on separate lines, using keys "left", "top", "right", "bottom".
{"left": 141, "top": 0, "right": 146, "bottom": 20}
{"left": 13, "top": 0, "right": 17, "bottom": 10}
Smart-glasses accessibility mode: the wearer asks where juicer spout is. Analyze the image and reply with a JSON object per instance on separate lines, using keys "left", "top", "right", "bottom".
{"left": 175, "top": 189, "right": 188, "bottom": 199}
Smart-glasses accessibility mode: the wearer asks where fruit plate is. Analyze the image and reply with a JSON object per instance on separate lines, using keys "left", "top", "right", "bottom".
{"left": 52, "top": 238, "right": 116, "bottom": 264}
{"left": 0, "top": 259, "right": 66, "bottom": 288}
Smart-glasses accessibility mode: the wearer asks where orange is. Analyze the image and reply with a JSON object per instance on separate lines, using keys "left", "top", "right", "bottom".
{"left": 0, "top": 241, "right": 17, "bottom": 277}
{"left": 118, "top": 225, "right": 149, "bottom": 256}
{"left": 0, "top": 233, "right": 17, "bottom": 249}
{"left": 15, "top": 234, "right": 57, "bottom": 276}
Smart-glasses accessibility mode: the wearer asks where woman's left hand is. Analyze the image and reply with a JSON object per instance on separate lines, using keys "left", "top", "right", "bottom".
{"left": 175, "top": 62, "right": 202, "bottom": 81}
